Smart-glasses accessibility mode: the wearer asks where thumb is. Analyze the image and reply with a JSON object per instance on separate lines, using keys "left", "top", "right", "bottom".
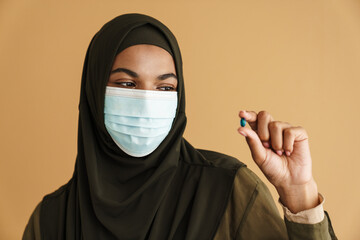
{"left": 238, "top": 127, "right": 267, "bottom": 166}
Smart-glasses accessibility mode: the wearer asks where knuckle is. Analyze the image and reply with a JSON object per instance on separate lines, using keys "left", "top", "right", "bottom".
{"left": 258, "top": 110, "right": 270, "bottom": 119}
{"left": 297, "top": 126, "right": 308, "bottom": 137}
{"left": 269, "top": 121, "right": 281, "bottom": 130}
{"left": 283, "top": 127, "right": 294, "bottom": 136}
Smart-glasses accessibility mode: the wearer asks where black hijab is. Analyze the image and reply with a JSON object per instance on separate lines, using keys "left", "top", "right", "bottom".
{"left": 40, "top": 13, "right": 244, "bottom": 239}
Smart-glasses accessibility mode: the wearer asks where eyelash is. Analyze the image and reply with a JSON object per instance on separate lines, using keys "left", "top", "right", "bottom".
{"left": 114, "top": 82, "right": 175, "bottom": 91}
{"left": 116, "top": 82, "right": 135, "bottom": 87}
{"left": 159, "top": 86, "right": 175, "bottom": 91}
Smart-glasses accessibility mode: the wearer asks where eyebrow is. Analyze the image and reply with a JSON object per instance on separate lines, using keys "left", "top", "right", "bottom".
{"left": 111, "top": 68, "right": 138, "bottom": 78}
{"left": 158, "top": 73, "right": 177, "bottom": 81}
{"left": 111, "top": 67, "right": 177, "bottom": 81}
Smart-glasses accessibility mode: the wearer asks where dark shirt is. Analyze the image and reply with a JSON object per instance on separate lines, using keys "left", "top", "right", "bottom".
{"left": 23, "top": 167, "right": 337, "bottom": 240}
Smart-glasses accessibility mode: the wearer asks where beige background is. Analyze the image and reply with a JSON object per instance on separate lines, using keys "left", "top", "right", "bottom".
{"left": 1, "top": 0, "right": 359, "bottom": 239}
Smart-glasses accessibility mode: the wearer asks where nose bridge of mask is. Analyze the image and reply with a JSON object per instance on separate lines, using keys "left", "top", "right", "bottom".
{"left": 104, "top": 87, "right": 177, "bottom": 118}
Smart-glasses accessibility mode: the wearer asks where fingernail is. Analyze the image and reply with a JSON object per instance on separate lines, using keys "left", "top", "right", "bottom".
{"left": 238, "top": 131, "right": 247, "bottom": 137}
{"left": 276, "top": 150, "right": 283, "bottom": 156}
{"left": 262, "top": 142, "right": 270, "bottom": 148}
{"left": 285, "top": 151, "right": 291, "bottom": 156}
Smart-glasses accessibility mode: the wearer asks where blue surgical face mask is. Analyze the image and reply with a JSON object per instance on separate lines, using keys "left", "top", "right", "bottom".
{"left": 104, "top": 86, "right": 178, "bottom": 157}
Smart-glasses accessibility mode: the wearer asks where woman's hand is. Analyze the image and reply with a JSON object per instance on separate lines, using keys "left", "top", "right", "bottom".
{"left": 238, "top": 110, "right": 320, "bottom": 213}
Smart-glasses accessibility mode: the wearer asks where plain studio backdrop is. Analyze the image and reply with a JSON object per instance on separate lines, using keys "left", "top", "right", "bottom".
{"left": 1, "top": 0, "right": 359, "bottom": 239}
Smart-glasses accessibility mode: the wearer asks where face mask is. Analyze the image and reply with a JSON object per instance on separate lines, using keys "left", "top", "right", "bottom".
{"left": 104, "top": 86, "right": 178, "bottom": 157}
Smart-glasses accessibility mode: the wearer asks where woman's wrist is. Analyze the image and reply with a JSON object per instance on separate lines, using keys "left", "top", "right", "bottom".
{"left": 276, "top": 178, "right": 320, "bottom": 213}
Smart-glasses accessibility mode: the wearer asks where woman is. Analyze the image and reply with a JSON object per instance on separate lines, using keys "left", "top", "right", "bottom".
{"left": 23, "top": 13, "right": 337, "bottom": 239}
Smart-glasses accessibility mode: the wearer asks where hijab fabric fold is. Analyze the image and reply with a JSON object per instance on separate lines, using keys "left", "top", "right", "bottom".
{"left": 39, "top": 13, "right": 244, "bottom": 240}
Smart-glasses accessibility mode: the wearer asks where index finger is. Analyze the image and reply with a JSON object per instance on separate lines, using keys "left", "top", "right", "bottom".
{"left": 239, "top": 110, "right": 258, "bottom": 130}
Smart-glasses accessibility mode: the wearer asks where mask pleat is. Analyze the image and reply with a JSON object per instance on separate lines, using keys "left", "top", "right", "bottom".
{"left": 104, "top": 87, "right": 178, "bottom": 157}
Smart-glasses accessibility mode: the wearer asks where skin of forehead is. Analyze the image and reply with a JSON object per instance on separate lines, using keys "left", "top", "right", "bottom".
{"left": 108, "top": 44, "right": 178, "bottom": 90}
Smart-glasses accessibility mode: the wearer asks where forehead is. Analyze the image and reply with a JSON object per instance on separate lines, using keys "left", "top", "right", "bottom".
{"left": 112, "top": 44, "right": 175, "bottom": 69}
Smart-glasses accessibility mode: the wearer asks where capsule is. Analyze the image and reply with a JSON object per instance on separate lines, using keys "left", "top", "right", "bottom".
{"left": 240, "top": 118, "right": 246, "bottom": 127}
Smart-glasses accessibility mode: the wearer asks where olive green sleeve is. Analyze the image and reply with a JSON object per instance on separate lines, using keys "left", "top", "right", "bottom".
{"left": 235, "top": 168, "right": 337, "bottom": 240}
{"left": 284, "top": 211, "right": 337, "bottom": 240}
{"left": 22, "top": 202, "right": 41, "bottom": 240}
{"left": 234, "top": 168, "right": 288, "bottom": 239}
{"left": 215, "top": 167, "right": 337, "bottom": 240}
{"left": 214, "top": 167, "right": 288, "bottom": 239}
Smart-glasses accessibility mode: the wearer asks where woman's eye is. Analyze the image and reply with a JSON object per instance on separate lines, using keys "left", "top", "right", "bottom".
{"left": 115, "top": 82, "right": 135, "bottom": 87}
{"left": 158, "top": 86, "right": 175, "bottom": 91}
